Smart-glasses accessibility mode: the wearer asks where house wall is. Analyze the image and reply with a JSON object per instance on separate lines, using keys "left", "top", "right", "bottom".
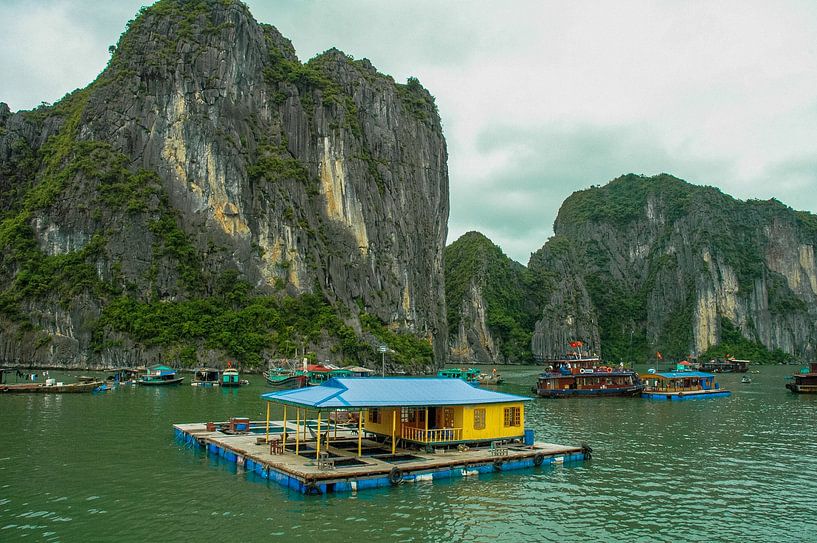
{"left": 362, "top": 402, "right": 526, "bottom": 442}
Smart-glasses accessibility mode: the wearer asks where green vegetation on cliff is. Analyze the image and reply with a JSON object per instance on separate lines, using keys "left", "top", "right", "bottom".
{"left": 445, "top": 232, "right": 536, "bottom": 363}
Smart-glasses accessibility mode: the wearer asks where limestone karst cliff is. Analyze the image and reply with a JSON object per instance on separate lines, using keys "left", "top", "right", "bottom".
{"left": 447, "top": 175, "right": 817, "bottom": 364}
{"left": 445, "top": 232, "right": 536, "bottom": 365}
{"left": 0, "top": 0, "right": 448, "bottom": 368}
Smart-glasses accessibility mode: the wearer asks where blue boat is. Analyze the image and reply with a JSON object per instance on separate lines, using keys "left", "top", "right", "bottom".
{"left": 640, "top": 371, "right": 730, "bottom": 400}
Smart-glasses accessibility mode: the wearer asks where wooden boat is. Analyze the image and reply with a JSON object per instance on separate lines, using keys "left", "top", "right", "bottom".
{"left": 137, "top": 365, "right": 183, "bottom": 386}
{"left": 0, "top": 379, "right": 105, "bottom": 393}
{"left": 477, "top": 371, "right": 504, "bottom": 385}
{"left": 264, "top": 368, "right": 308, "bottom": 389}
{"left": 220, "top": 367, "right": 249, "bottom": 388}
{"left": 641, "top": 371, "right": 730, "bottom": 400}
{"left": 437, "top": 368, "right": 480, "bottom": 383}
{"left": 191, "top": 368, "right": 221, "bottom": 387}
{"left": 786, "top": 363, "right": 817, "bottom": 394}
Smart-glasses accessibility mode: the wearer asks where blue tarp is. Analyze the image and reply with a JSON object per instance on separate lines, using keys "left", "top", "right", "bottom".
{"left": 261, "top": 377, "right": 531, "bottom": 409}
{"left": 652, "top": 371, "right": 714, "bottom": 379}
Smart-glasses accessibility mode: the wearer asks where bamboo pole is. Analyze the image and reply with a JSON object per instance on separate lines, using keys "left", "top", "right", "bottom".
{"left": 295, "top": 408, "right": 300, "bottom": 455}
{"left": 357, "top": 410, "right": 363, "bottom": 457}
{"left": 424, "top": 407, "right": 428, "bottom": 444}
{"left": 391, "top": 410, "right": 396, "bottom": 454}
{"left": 265, "top": 402, "right": 270, "bottom": 442}
{"left": 334, "top": 410, "right": 338, "bottom": 440}
{"left": 316, "top": 411, "right": 322, "bottom": 460}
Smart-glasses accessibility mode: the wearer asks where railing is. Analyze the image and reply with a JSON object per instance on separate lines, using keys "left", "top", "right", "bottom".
{"left": 401, "top": 426, "right": 462, "bottom": 443}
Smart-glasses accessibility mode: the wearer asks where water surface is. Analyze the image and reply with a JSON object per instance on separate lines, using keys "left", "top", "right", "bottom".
{"left": 1, "top": 365, "right": 814, "bottom": 542}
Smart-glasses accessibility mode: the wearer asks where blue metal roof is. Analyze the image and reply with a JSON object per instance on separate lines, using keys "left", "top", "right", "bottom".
{"left": 651, "top": 371, "right": 714, "bottom": 379}
{"left": 261, "top": 377, "right": 531, "bottom": 409}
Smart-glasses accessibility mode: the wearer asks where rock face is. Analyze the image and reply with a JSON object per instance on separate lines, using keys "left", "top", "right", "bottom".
{"left": 528, "top": 174, "right": 817, "bottom": 362}
{"left": 0, "top": 0, "right": 448, "bottom": 368}
{"left": 445, "top": 232, "right": 536, "bottom": 364}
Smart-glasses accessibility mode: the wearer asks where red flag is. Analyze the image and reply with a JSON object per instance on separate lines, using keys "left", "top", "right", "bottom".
{"left": 569, "top": 341, "right": 578, "bottom": 348}
{"left": 656, "top": 351, "right": 663, "bottom": 360}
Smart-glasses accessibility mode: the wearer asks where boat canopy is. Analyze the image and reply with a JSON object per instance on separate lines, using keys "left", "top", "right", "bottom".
{"left": 649, "top": 371, "right": 714, "bottom": 379}
{"left": 261, "top": 377, "right": 531, "bottom": 410}
{"left": 148, "top": 365, "right": 176, "bottom": 375}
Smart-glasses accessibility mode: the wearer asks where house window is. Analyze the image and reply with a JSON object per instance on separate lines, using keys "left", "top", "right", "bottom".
{"left": 369, "top": 408, "right": 381, "bottom": 424}
{"left": 503, "top": 407, "right": 520, "bottom": 427}
{"left": 473, "top": 408, "right": 486, "bottom": 430}
{"left": 401, "top": 408, "right": 417, "bottom": 423}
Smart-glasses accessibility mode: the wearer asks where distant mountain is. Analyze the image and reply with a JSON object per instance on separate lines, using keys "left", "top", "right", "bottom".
{"left": 0, "top": 0, "right": 448, "bottom": 369}
{"left": 445, "top": 232, "right": 538, "bottom": 364}
{"left": 447, "top": 174, "right": 817, "bottom": 364}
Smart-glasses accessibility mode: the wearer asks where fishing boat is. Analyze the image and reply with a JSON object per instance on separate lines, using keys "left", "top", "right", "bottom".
{"left": 785, "top": 362, "right": 817, "bottom": 394}
{"left": 264, "top": 368, "right": 308, "bottom": 389}
{"left": 220, "top": 367, "right": 249, "bottom": 388}
{"left": 477, "top": 370, "right": 504, "bottom": 385}
{"left": 0, "top": 378, "right": 105, "bottom": 393}
{"left": 137, "top": 365, "right": 183, "bottom": 386}
{"left": 437, "top": 368, "right": 480, "bottom": 383}
{"left": 191, "top": 368, "right": 221, "bottom": 387}
{"left": 640, "top": 370, "right": 730, "bottom": 400}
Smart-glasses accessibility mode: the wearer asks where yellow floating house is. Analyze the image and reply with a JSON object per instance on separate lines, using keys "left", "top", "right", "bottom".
{"left": 260, "top": 377, "right": 531, "bottom": 456}
{"left": 172, "top": 377, "right": 588, "bottom": 495}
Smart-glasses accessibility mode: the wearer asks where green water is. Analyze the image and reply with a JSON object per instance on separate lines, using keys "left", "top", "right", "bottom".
{"left": 1, "top": 366, "right": 815, "bottom": 542}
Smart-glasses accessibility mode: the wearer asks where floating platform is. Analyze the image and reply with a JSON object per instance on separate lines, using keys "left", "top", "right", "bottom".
{"left": 173, "top": 420, "right": 588, "bottom": 495}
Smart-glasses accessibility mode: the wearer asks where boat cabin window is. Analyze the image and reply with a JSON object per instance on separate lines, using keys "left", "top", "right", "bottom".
{"left": 503, "top": 407, "right": 521, "bottom": 427}
{"left": 473, "top": 408, "right": 486, "bottom": 430}
{"left": 368, "top": 408, "right": 381, "bottom": 424}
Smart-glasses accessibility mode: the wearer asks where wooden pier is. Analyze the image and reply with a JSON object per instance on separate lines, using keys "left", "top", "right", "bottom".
{"left": 174, "top": 420, "right": 588, "bottom": 495}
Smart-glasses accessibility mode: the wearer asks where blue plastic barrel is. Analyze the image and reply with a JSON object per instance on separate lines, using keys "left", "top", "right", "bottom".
{"left": 524, "top": 429, "right": 535, "bottom": 446}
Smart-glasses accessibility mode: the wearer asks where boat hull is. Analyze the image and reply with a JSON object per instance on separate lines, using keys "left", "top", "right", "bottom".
{"left": 641, "top": 389, "right": 731, "bottom": 400}
{"left": 138, "top": 377, "right": 184, "bottom": 386}
{"left": 786, "top": 383, "right": 817, "bottom": 394}
{"left": 265, "top": 374, "right": 308, "bottom": 389}
{"left": 534, "top": 385, "right": 644, "bottom": 398}
{"left": 0, "top": 381, "right": 105, "bottom": 393}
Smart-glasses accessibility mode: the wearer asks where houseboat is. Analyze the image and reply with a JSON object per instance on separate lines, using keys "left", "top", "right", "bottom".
{"left": 437, "top": 368, "right": 480, "bottom": 383}
{"left": 785, "top": 363, "right": 817, "bottom": 394}
{"left": 640, "top": 371, "right": 730, "bottom": 400}
{"left": 697, "top": 358, "right": 750, "bottom": 373}
{"left": 137, "top": 365, "right": 183, "bottom": 386}
{"left": 108, "top": 367, "right": 141, "bottom": 385}
{"left": 192, "top": 368, "right": 221, "bottom": 387}
{"left": 221, "top": 367, "right": 249, "bottom": 387}
{"left": 307, "top": 365, "right": 353, "bottom": 386}
{"left": 174, "top": 377, "right": 589, "bottom": 495}
{"left": 533, "top": 360, "right": 643, "bottom": 398}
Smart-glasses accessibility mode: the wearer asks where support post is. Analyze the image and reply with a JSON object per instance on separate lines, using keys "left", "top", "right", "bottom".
{"left": 334, "top": 410, "right": 338, "bottom": 440}
{"left": 282, "top": 405, "right": 287, "bottom": 446}
{"left": 296, "top": 408, "right": 300, "bottom": 455}
{"left": 391, "top": 410, "right": 397, "bottom": 455}
{"left": 424, "top": 407, "right": 428, "bottom": 443}
{"left": 357, "top": 410, "right": 363, "bottom": 457}
{"left": 265, "top": 401, "right": 270, "bottom": 442}
{"left": 316, "top": 411, "right": 322, "bottom": 460}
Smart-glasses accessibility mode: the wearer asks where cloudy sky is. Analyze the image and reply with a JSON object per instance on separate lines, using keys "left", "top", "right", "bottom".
{"left": 2, "top": 1, "right": 817, "bottom": 263}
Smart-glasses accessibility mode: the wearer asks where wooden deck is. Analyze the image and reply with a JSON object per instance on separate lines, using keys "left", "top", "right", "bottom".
{"left": 174, "top": 420, "right": 587, "bottom": 494}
